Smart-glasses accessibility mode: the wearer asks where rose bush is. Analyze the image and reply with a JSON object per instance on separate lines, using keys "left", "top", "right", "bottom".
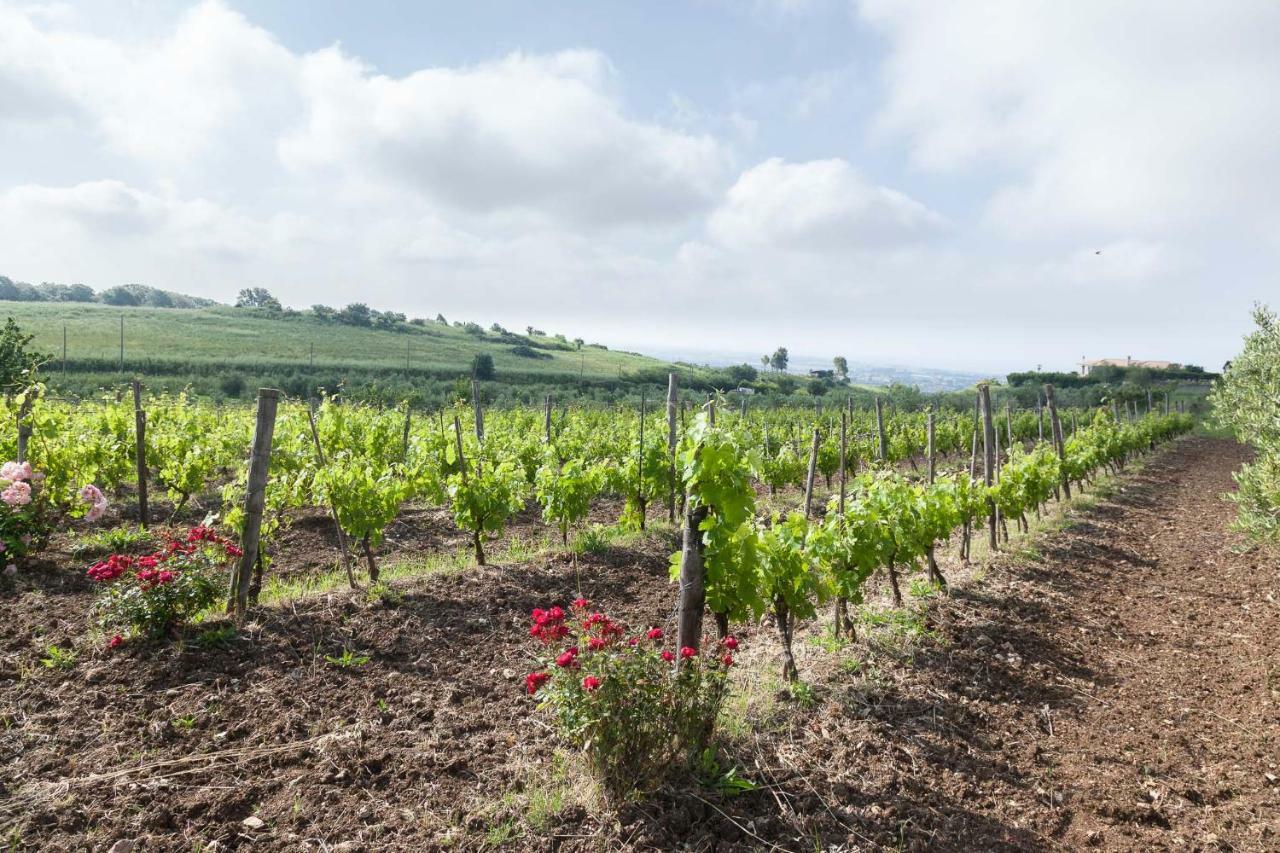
{"left": 89, "top": 525, "right": 237, "bottom": 639}
{"left": 525, "top": 599, "right": 735, "bottom": 798}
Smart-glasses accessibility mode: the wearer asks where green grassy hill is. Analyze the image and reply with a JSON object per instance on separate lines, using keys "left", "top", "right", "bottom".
{"left": 11, "top": 302, "right": 670, "bottom": 379}
{"left": 1, "top": 301, "right": 713, "bottom": 403}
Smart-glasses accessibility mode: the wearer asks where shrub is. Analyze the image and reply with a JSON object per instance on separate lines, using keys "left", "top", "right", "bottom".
{"left": 524, "top": 600, "right": 734, "bottom": 799}
{"left": 89, "top": 526, "right": 238, "bottom": 639}
{"left": 472, "top": 353, "right": 496, "bottom": 380}
{"left": 0, "top": 460, "right": 89, "bottom": 577}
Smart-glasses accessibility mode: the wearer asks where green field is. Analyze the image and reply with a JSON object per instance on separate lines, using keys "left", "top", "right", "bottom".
{"left": 3, "top": 301, "right": 684, "bottom": 382}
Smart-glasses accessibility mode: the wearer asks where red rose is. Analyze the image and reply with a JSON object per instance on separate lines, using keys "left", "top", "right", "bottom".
{"left": 661, "top": 650, "right": 675, "bottom": 663}
{"left": 525, "top": 671, "right": 551, "bottom": 694}
{"left": 646, "top": 627, "right": 663, "bottom": 640}
{"left": 587, "top": 637, "right": 606, "bottom": 651}
{"left": 572, "top": 597, "right": 589, "bottom": 609}
{"left": 555, "top": 648, "right": 579, "bottom": 668}
{"left": 721, "top": 654, "right": 734, "bottom": 667}
{"left": 679, "top": 646, "right": 697, "bottom": 660}
{"left": 722, "top": 636, "right": 739, "bottom": 651}
{"left": 107, "top": 634, "right": 124, "bottom": 649}
{"left": 582, "top": 676, "right": 601, "bottom": 692}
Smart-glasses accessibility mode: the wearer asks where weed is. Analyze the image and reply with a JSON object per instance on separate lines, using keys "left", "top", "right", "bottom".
{"left": 70, "top": 525, "right": 155, "bottom": 559}
{"left": 365, "top": 581, "right": 403, "bottom": 607}
{"left": 696, "top": 748, "right": 759, "bottom": 797}
{"left": 172, "top": 715, "right": 197, "bottom": 731}
{"left": 192, "top": 624, "right": 237, "bottom": 650}
{"left": 572, "top": 524, "right": 614, "bottom": 556}
{"left": 39, "top": 645, "right": 78, "bottom": 670}
{"left": 324, "top": 648, "right": 371, "bottom": 669}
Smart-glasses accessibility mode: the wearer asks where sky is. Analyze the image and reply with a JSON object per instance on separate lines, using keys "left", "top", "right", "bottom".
{"left": 1, "top": 1, "right": 1276, "bottom": 374}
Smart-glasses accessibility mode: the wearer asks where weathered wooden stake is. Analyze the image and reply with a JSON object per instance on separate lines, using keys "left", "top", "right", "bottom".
{"left": 637, "top": 392, "right": 646, "bottom": 531}
{"left": 802, "top": 427, "right": 820, "bottom": 518}
{"left": 132, "top": 380, "right": 149, "bottom": 528}
{"left": 544, "top": 394, "right": 553, "bottom": 443}
{"left": 874, "top": 396, "right": 887, "bottom": 461}
{"left": 926, "top": 407, "right": 946, "bottom": 588}
{"left": 471, "top": 378, "right": 485, "bottom": 444}
{"left": 229, "top": 389, "right": 279, "bottom": 618}
{"left": 979, "top": 384, "right": 998, "bottom": 551}
{"left": 1044, "top": 384, "right": 1070, "bottom": 500}
{"left": 666, "top": 373, "right": 678, "bottom": 523}
{"left": 401, "top": 403, "right": 412, "bottom": 462}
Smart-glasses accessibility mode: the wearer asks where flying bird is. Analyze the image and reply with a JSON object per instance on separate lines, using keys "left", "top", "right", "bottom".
{"left": 1095, "top": 250, "right": 1102, "bottom": 255}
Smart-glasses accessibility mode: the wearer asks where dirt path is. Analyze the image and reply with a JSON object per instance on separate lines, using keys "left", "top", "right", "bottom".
{"left": 913, "top": 437, "right": 1279, "bottom": 850}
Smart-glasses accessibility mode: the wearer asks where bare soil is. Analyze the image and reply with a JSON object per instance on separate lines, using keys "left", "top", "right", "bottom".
{"left": 1, "top": 437, "right": 1276, "bottom": 851}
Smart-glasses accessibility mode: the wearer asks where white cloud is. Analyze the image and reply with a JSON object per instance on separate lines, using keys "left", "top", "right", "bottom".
{"left": 708, "top": 157, "right": 946, "bottom": 251}
{"left": 858, "top": 0, "right": 1280, "bottom": 237}
{"left": 279, "top": 48, "right": 731, "bottom": 226}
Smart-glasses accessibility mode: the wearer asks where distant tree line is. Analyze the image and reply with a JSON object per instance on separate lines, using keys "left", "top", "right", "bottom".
{"left": 0, "top": 276, "right": 217, "bottom": 309}
{"left": 1007, "top": 364, "right": 1215, "bottom": 388}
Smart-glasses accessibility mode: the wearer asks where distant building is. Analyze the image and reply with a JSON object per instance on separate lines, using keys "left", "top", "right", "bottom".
{"left": 1079, "top": 356, "right": 1176, "bottom": 376}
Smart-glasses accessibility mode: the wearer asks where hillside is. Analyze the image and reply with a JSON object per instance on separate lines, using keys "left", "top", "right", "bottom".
{"left": 2, "top": 300, "right": 686, "bottom": 385}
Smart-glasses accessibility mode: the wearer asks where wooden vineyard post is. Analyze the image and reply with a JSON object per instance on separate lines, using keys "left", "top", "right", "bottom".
{"left": 802, "top": 427, "right": 820, "bottom": 518}
{"left": 229, "top": 389, "right": 279, "bottom": 619}
{"left": 544, "top": 394, "right": 553, "bottom": 443}
{"left": 1037, "top": 395, "right": 1044, "bottom": 441}
{"left": 62, "top": 324, "right": 67, "bottom": 375}
{"left": 1112, "top": 399, "right": 1120, "bottom": 423}
{"left": 993, "top": 401, "right": 1005, "bottom": 543}
{"left": 1044, "top": 384, "right": 1070, "bottom": 500}
{"left": 1164, "top": 391, "right": 1170, "bottom": 416}
{"left": 963, "top": 423, "right": 978, "bottom": 563}
{"left": 307, "top": 400, "right": 356, "bottom": 589}
{"left": 401, "top": 403, "right": 412, "bottom": 463}
{"left": 118, "top": 315, "right": 124, "bottom": 374}
{"left": 676, "top": 453, "right": 708, "bottom": 659}
{"left": 471, "top": 378, "right": 485, "bottom": 444}
{"left": 637, "top": 392, "right": 646, "bottom": 531}
{"left": 874, "top": 396, "right": 887, "bottom": 461}
{"left": 834, "top": 410, "right": 854, "bottom": 636}
{"left": 132, "top": 380, "right": 149, "bottom": 528}
{"left": 925, "top": 407, "right": 946, "bottom": 588}
{"left": 666, "top": 373, "right": 678, "bottom": 523}
{"left": 1147, "top": 389, "right": 1153, "bottom": 415}
{"left": 979, "top": 383, "right": 998, "bottom": 551}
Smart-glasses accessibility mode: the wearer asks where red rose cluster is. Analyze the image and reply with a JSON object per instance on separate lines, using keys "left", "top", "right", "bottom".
{"left": 87, "top": 526, "right": 242, "bottom": 587}
{"left": 524, "top": 599, "right": 741, "bottom": 699}
{"left": 529, "top": 606, "right": 570, "bottom": 644}
{"left": 87, "top": 553, "right": 133, "bottom": 582}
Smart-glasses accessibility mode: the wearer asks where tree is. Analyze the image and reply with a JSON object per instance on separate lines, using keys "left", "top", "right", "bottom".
{"left": 311, "top": 304, "right": 336, "bottom": 322}
{"left": 833, "top": 356, "right": 849, "bottom": 381}
{"left": 235, "top": 287, "right": 282, "bottom": 311}
{"left": 372, "top": 311, "right": 405, "bottom": 330}
{"left": 770, "top": 347, "right": 789, "bottom": 373}
{"left": 436, "top": 313, "right": 448, "bottom": 324}
{"left": 99, "top": 286, "right": 141, "bottom": 307}
{"left": 472, "top": 352, "right": 496, "bottom": 380}
{"left": 0, "top": 318, "right": 46, "bottom": 388}
{"left": 339, "top": 303, "right": 372, "bottom": 326}
{"left": 760, "top": 355, "right": 770, "bottom": 370}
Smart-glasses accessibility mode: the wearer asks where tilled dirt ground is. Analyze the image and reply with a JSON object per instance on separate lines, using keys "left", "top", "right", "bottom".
{"left": 0, "top": 437, "right": 1276, "bottom": 851}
